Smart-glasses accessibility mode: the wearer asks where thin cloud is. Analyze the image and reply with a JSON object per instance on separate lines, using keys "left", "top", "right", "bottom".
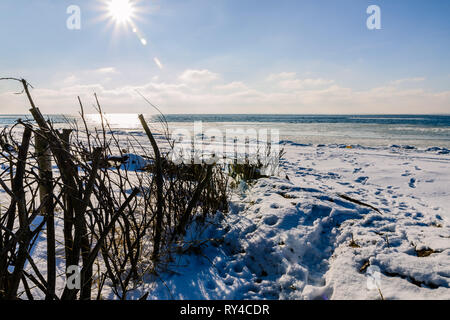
{"left": 390, "top": 77, "right": 426, "bottom": 85}
{"left": 214, "top": 82, "right": 248, "bottom": 91}
{"left": 267, "top": 72, "right": 334, "bottom": 89}
{"left": 279, "top": 78, "right": 335, "bottom": 90}
{"left": 266, "top": 72, "right": 297, "bottom": 82}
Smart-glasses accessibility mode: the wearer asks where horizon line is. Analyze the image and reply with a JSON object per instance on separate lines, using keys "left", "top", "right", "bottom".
{"left": 1, "top": 113, "right": 450, "bottom": 116}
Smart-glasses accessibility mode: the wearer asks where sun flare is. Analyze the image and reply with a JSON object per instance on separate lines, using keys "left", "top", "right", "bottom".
{"left": 108, "top": 0, "right": 134, "bottom": 23}
{"left": 100, "top": 0, "right": 148, "bottom": 46}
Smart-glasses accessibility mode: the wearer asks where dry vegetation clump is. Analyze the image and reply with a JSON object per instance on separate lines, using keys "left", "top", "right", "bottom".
{"left": 0, "top": 78, "right": 232, "bottom": 300}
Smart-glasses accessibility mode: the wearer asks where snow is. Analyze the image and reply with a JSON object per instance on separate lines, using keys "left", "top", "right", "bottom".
{"left": 119, "top": 153, "right": 149, "bottom": 171}
{"left": 137, "top": 143, "right": 450, "bottom": 300}
{"left": 4, "top": 135, "right": 450, "bottom": 300}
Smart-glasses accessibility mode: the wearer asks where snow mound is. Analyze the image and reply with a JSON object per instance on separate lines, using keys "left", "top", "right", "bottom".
{"left": 142, "top": 170, "right": 449, "bottom": 300}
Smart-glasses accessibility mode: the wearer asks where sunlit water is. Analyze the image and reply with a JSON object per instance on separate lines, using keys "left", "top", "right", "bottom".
{"left": 1, "top": 114, "right": 449, "bottom": 148}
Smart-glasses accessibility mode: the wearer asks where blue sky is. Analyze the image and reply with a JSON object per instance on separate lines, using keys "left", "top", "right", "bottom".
{"left": 0, "top": 0, "right": 449, "bottom": 114}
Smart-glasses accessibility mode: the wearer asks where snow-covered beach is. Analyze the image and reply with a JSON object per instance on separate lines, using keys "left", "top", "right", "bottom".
{"left": 1, "top": 115, "right": 449, "bottom": 300}
{"left": 2, "top": 0, "right": 450, "bottom": 306}
{"left": 141, "top": 142, "right": 450, "bottom": 300}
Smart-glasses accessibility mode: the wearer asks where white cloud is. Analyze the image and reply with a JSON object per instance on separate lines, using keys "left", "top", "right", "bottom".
{"left": 178, "top": 69, "right": 220, "bottom": 84}
{"left": 267, "top": 72, "right": 334, "bottom": 90}
{"left": 62, "top": 75, "right": 79, "bottom": 86}
{"left": 214, "top": 81, "right": 248, "bottom": 91}
{"left": 94, "top": 67, "right": 119, "bottom": 75}
{"left": 55, "top": 67, "right": 120, "bottom": 88}
{"left": 1, "top": 70, "right": 449, "bottom": 115}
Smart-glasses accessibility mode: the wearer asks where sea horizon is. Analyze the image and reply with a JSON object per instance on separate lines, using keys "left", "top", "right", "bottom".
{"left": 2, "top": 113, "right": 449, "bottom": 148}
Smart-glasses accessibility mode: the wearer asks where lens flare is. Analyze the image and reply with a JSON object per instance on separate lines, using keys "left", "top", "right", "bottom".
{"left": 108, "top": 0, "right": 134, "bottom": 23}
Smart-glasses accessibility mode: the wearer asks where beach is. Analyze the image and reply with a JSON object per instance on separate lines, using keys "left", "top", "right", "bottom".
{"left": 1, "top": 114, "right": 448, "bottom": 300}
{"left": 137, "top": 141, "right": 450, "bottom": 300}
{"left": 2, "top": 0, "right": 450, "bottom": 307}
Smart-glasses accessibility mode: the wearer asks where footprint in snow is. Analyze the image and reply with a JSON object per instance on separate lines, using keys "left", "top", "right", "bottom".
{"left": 264, "top": 215, "right": 279, "bottom": 226}
{"left": 409, "top": 178, "right": 416, "bottom": 188}
{"left": 355, "top": 176, "right": 369, "bottom": 184}
{"left": 353, "top": 167, "right": 362, "bottom": 174}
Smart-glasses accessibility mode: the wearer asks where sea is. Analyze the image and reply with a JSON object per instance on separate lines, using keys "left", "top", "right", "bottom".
{"left": 1, "top": 114, "right": 449, "bottom": 149}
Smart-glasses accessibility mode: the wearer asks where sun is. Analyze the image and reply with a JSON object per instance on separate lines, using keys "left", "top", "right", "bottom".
{"left": 99, "top": 0, "right": 148, "bottom": 46}
{"left": 108, "top": 0, "right": 135, "bottom": 24}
